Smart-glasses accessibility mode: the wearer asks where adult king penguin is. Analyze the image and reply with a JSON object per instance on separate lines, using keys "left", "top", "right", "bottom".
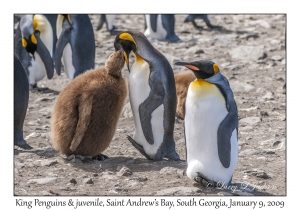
{"left": 174, "top": 60, "right": 238, "bottom": 186}
{"left": 14, "top": 53, "right": 32, "bottom": 149}
{"left": 54, "top": 14, "right": 95, "bottom": 80}
{"left": 144, "top": 14, "right": 180, "bottom": 42}
{"left": 114, "top": 31, "right": 180, "bottom": 161}
{"left": 14, "top": 14, "right": 56, "bottom": 89}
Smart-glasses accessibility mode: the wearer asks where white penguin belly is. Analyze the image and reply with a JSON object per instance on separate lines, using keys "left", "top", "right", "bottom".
{"left": 185, "top": 82, "right": 238, "bottom": 185}
{"left": 144, "top": 15, "right": 167, "bottom": 40}
{"left": 62, "top": 43, "right": 75, "bottom": 80}
{"left": 128, "top": 60, "right": 164, "bottom": 158}
{"left": 105, "top": 15, "right": 116, "bottom": 30}
{"left": 28, "top": 54, "right": 47, "bottom": 85}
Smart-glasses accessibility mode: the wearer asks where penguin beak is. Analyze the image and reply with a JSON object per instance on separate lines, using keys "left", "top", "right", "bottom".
{"left": 123, "top": 51, "right": 130, "bottom": 72}
{"left": 174, "top": 61, "right": 200, "bottom": 71}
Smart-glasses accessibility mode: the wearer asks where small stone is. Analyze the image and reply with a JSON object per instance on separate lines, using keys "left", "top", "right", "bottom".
{"left": 273, "top": 141, "right": 282, "bottom": 147}
{"left": 41, "top": 160, "right": 57, "bottom": 167}
{"left": 271, "top": 55, "right": 283, "bottom": 61}
{"left": 84, "top": 178, "right": 93, "bottom": 185}
{"left": 239, "top": 117, "right": 261, "bottom": 125}
{"left": 67, "top": 155, "right": 75, "bottom": 161}
{"left": 117, "top": 166, "right": 132, "bottom": 176}
{"left": 70, "top": 178, "right": 77, "bottom": 185}
{"left": 15, "top": 162, "right": 25, "bottom": 169}
{"left": 262, "top": 92, "right": 275, "bottom": 100}
{"left": 28, "top": 177, "right": 57, "bottom": 185}
{"left": 260, "top": 111, "right": 269, "bottom": 117}
{"left": 229, "top": 46, "right": 267, "bottom": 61}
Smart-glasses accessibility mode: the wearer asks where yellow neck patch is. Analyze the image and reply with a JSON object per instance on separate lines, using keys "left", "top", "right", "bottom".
{"left": 31, "top": 34, "right": 37, "bottom": 44}
{"left": 22, "top": 38, "right": 27, "bottom": 48}
{"left": 190, "top": 79, "right": 224, "bottom": 102}
{"left": 213, "top": 63, "right": 219, "bottom": 75}
{"left": 134, "top": 53, "right": 144, "bottom": 63}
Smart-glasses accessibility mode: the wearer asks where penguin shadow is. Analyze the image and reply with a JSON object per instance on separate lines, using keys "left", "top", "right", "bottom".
{"left": 14, "top": 147, "right": 59, "bottom": 159}
{"left": 62, "top": 155, "right": 187, "bottom": 174}
{"left": 30, "top": 87, "right": 60, "bottom": 95}
{"left": 191, "top": 181, "right": 273, "bottom": 196}
{"left": 189, "top": 24, "right": 252, "bottom": 36}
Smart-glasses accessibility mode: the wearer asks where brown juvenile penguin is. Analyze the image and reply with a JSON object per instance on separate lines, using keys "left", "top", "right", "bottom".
{"left": 51, "top": 50, "right": 127, "bottom": 158}
{"left": 174, "top": 71, "right": 196, "bottom": 119}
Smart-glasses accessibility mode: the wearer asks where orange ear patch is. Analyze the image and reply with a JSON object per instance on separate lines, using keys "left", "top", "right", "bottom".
{"left": 185, "top": 65, "right": 199, "bottom": 71}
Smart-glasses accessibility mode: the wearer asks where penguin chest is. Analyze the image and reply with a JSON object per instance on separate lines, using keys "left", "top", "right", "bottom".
{"left": 128, "top": 60, "right": 164, "bottom": 157}
{"left": 27, "top": 54, "right": 47, "bottom": 85}
{"left": 62, "top": 43, "right": 76, "bottom": 79}
{"left": 185, "top": 80, "right": 228, "bottom": 164}
{"left": 144, "top": 15, "right": 167, "bottom": 40}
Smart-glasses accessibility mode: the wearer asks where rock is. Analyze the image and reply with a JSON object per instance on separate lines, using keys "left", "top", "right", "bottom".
{"left": 160, "top": 167, "right": 178, "bottom": 175}
{"left": 122, "top": 102, "right": 133, "bottom": 119}
{"left": 185, "top": 46, "right": 204, "bottom": 54}
{"left": 41, "top": 160, "right": 57, "bottom": 167}
{"left": 273, "top": 141, "right": 282, "bottom": 147}
{"left": 239, "top": 117, "right": 261, "bottom": 125}
{"left": 244, "top": 169, "right": 270, "bottom": 179}
{"left": 260, "top": 111, "right": 269, "bottom": 117}
{"left": 28, "top": 177, "right": 57, "bottom": 185}
{"left": 230, "top": 82, "right": 255, "bottom": 93}
{"left": 70, "top": 178, "right": 77, "bottom": 185}
{"left": 15, "top": 162, "right": 25, "bottom": 169}
{"left": 239, "top": 149, "right": 275, "bottom": 156}
{"left": 156, "top": 187, "right": 201, "bottom": 196}
{"left": 42, "top": 191, "right": 53, "bottom": 196}
{"left": 262, "top": 92, "right": 275, "bottom": 100}
{"left": 117, "top": 166, "right": 132, "bottom": 176}
{"left": 229, "top": 46, "right": 267, "bottom": 61}
{"left": 271, "top": 55, "right": 283, "bottom": 61}
{"left": 249, "top": 20, "right": 271, "bottom": 28}
{"left": 84, "top": 178, "right": 93, "bottom": 185}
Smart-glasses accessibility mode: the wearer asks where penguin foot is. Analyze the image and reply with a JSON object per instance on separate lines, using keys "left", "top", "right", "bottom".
{"left": 127, "top": 136, "right": 152, "bottom": 160}
{"left": 194, "top": 172, "right": 218, "bottom": 188}
{"left": 165, "top": 150, "right": 181, "bottom": 161}
{"left": 92, "top": 154, "right": 109, "bottom": 161}
{"left": 14, "top": 140, "right": 33, "bottom": 150}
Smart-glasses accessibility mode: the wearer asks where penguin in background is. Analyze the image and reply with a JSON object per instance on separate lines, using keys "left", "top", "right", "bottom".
{"left": 114, "top": 31, "right": 180, "bottom": 161}
{"left": 184, "top": 14, "right": 215, "bottom": 29}
{"left": 14, "top": 14, "right": 56, "bottom": 89}
{"left": 174, "top": 60, "right": 238, "bottom": 186}
{"left": 96, "top": 14, "right": 118, "bottom": 35}
{"left": 14, "top": 53, "right": 32, "bottom": 150}
{"left": 144, "top": 14, "right": 180, "bottom": 42}
{"left": 54, "top": 14, "right": 95, "bottom": 80}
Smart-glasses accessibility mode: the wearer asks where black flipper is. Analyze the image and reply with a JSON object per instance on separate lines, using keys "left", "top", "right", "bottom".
{"left": 96, "top": 14, "right": 106, "bottom": 31}
{"left": 149, "top": 14, "right": 158, "bottom": 32}
{"left": 217, "top": 100, "right": 238, "bottom": 168}
{"left": 127, "top": 136, "right": 152, "bottom": 160}
{"left": 35, "top": 32, "right": 54, "bottom": 79}
{"left": 54, "top": 25, "right": 72, "bottom": 76}
{"left": 139, "top": 89, "right": 164, "bottom": 145}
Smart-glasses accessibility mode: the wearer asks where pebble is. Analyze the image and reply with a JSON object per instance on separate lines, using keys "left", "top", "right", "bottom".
{"left": 117, "top": 166, "right": 132, "bottom": 176}
{"left": 84, "top": 178, "right": 93, "bottom": 185}
{"left": 271, "top": 55, "right": 283, "bottom": 61}
{"left": 70, "top": 178, "right": 77, "bottom": 185}
{"left": 229, "top": 46, "right": 267, "bottom": 61}
{"left": 41, "top": 160, "right": 58, "bottom": 167}
{"left": 156, "top": 187, "right": 201, "bottom": 196}
{"left": 262, "top": 92, "right": 275, "bottom": 100}
{"left": 273, "top": 141, "right": 282, "bottom": 147}
{"left": 230, "top": 82, "right": 255, "bottom": 93}
{"left": 260, "top": 111, "right": 269, "bottom": 117}
{"left": 28, "top": 177, "right": 57, "bottom": 185}
{"left": 239, "top": 117, "right": 261, "bottom": 125}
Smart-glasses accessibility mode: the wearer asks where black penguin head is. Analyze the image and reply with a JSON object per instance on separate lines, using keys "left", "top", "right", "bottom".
{"left": 174, "top": 60, "right": 219, "bottom": 79}
{"left": 114, "top": 32, "right": 138, "bottom": 71}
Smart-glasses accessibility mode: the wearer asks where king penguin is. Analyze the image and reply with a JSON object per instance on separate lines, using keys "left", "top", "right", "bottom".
{"left": 114, "top": 31, "right": 180, "bottom": 161}
{"left": 144, "top": 14, "right": 180, "bottom": 42}
{"left": 174, "top": 60, "right": 238, "bottom": 186}
{"left": 14, "top": 14, "right": 56, "bottom": 89}
{"left": 54, "top": 14, "right": 95, "bottom": 80}
{"left": 14, "top": 53, "right": 32, "bottom": 149}
{"left": 96, "top": 14, "right": 118, "bottom": 35}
